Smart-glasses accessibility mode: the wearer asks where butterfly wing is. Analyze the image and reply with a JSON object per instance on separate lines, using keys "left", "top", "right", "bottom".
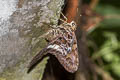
{"left": 28, "top": 33, "right": 79, "bottom": 73}
{"left": 47, "top": 32, "right": 79, "bottom": 73}
{"left": 28, "top": 21, "right": 79, "bottom": 73}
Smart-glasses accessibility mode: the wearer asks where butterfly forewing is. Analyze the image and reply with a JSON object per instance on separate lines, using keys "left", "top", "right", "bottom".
{"left": 28, "top": 21, "right": 79, "bottom": 73}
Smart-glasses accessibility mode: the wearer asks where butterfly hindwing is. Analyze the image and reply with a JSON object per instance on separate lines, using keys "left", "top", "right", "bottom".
{"left": 46, "top": 32, "right": 79, "bottom": 73}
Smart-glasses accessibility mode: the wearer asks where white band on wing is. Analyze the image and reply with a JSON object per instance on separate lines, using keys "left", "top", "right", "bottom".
{"left": 47, "top": 44, "right": 67, "bottom": 55}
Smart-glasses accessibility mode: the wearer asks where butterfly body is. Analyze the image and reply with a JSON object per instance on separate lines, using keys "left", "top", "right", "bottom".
{"left": 28, "top": 21, "right": 79, "bottom": 73}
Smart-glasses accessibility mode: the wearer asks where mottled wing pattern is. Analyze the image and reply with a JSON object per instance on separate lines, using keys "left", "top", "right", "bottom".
{"left": 47, "top": 32, "right": 79, "bottom": 73}
{"left": 28, "top": 21, "right": 79, "bottom": 73}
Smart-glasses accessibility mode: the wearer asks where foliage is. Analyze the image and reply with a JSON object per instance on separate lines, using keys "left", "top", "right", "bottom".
{"left": 87, "top": 1, "right": 120, "bottom": 79}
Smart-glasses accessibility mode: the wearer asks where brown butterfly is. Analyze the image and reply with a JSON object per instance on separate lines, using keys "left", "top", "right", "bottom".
{"left": 28, "top": 21, "right": 79, "bottom": 73}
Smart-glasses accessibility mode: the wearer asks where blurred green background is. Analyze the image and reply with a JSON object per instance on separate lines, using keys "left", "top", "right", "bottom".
{"left": 84, "top": 0, "right": 120, "bottom": 80}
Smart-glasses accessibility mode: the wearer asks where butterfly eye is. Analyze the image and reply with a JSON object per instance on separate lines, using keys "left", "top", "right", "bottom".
{"left": 72, "top": 22, "right": 76, "bottom": 26}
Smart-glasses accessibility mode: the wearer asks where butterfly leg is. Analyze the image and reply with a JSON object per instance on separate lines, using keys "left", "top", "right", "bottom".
{"left": 60, "top": 12, "right": 68, "bottom": 22}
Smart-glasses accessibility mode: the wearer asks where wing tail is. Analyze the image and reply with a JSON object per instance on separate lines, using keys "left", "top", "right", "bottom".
{"left": 28, "top": 48, "right": 48, "bottom": 69}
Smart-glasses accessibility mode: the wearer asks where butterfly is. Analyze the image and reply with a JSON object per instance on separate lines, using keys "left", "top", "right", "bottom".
{"left": 28, "top": 21, "right": 79, "bottom": 73}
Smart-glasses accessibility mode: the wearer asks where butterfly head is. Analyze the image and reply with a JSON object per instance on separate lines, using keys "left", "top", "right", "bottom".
{"left": 69, "top": 21, "right": 77, "bottom": 31}
{"left": 63, "top": 21, "right": 77, "bottom": 32}
{"left": 60, "top": 20, "right": 77, "bottom": 32}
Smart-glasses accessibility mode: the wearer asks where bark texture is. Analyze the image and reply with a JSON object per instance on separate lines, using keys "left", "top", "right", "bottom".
{"left": 0, "top": 0, "right": 64, "bottom": 80}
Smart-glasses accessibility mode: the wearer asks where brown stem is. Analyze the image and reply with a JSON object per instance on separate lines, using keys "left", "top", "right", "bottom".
{"left": 64, "top": 0, "right": 79, "bottom": 23}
